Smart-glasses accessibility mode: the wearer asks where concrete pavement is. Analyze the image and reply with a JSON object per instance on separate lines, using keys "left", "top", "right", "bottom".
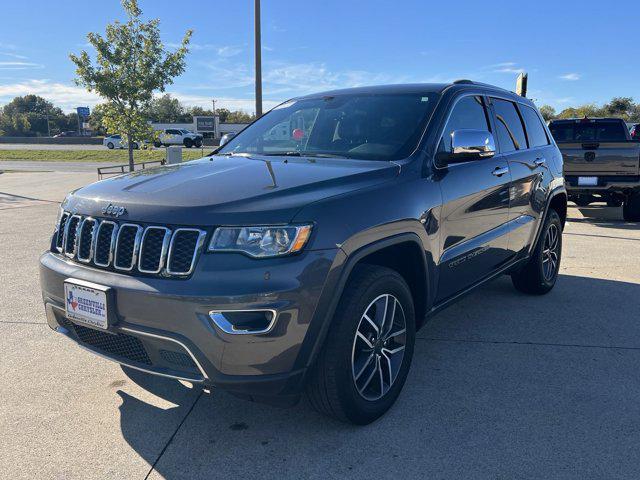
{"left": 1, "top": 170, "right": 639, "bottom": 479}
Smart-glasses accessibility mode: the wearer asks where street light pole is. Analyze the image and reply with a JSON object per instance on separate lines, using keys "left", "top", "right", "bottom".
{"left": 254, "top": 0, "right": 262, "bottom": 117}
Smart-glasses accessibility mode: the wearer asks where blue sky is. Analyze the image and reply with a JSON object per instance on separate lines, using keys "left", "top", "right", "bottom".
{"left": 0, "top": 0, "right": 636, "bottom": 113}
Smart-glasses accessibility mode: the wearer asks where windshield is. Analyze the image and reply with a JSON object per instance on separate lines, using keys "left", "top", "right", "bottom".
{"left": 550, "top": 121, "right": 628, "bottom": 142}
{"left": 217, "top": 92, "right": 439, "bottom": 161}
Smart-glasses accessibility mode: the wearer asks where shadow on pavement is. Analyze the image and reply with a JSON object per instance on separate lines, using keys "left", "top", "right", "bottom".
{"left": 114, "top": 274, "right": 640, "bottom": 479}
{"left": 568, "top": 205, "right": 639, "bottom": 230}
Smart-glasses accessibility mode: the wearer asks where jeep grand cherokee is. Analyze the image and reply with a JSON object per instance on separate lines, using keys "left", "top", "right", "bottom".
{"left": 40, "top": 81, "right": 567, "bottom": 424}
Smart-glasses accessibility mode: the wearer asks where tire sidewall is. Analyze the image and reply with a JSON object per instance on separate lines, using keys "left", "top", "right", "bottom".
{"left": 107, "top": 142, "right": 114, "bottom": 149}
{"left": 333, "top": 271, "right": 416, "bottom": 423}
{"left": 534, "top": 210, "right": 562, "bottom": 289}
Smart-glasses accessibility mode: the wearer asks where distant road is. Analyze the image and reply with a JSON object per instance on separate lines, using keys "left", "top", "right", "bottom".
{"left": 0, "top": 160, "right": 125, "bottom": 172}
{"left": 0, "top": 143, "right": 105, "bottom": 151}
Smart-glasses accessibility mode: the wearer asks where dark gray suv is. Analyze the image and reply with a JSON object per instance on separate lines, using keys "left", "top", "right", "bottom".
{"left": 40, "top": 81, "right": 567, "bottom": 424}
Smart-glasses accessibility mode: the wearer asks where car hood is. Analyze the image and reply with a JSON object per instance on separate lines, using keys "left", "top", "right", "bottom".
{"left": 63, "top": 155, "right": 400, "bottom": 225}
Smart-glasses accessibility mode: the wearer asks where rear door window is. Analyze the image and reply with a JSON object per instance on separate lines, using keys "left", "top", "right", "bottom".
{"left": 491, "top": 98, "right": 528, "bottom": 152}
{"left": 520, "top": 105, "right": 549, "bottom": 147}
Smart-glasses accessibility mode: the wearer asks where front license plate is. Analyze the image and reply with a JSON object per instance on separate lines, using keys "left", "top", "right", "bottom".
{"left": 578, "top": 176, "right": 598, "bottom": 186}
{"left": 64, "top": 279, "right": 109, "bottom": 329}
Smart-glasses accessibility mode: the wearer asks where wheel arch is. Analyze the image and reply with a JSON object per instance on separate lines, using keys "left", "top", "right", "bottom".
{"left": 299, "top": 233, "right": 432, "bottom": 373}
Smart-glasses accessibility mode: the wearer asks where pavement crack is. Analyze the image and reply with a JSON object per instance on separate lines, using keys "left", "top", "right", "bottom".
{"left": 0, "top": 320, "right": 46, "bottom": 325}
{"left": 144, "top": 389, "right": 203, "bottom": 480}
{"left": 418, "top": 336, "right": 640, "bottom": 351}
{"left": 0, "top": 191, "right": 61, "bottom": 204}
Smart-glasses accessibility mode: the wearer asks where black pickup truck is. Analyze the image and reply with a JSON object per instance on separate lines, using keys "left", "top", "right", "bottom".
{"left": 549, "top": 118, "right": 640, "bottom": 220}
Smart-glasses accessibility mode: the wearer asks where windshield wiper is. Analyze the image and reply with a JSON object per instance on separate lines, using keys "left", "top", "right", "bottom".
{"left": 262, "top": 151, "right": 351, "bottom": 159}
{"left": 262, "top": 151, "right": 302, "bottom": 156}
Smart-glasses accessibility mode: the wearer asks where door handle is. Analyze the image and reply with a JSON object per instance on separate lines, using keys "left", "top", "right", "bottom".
{"left": 491, "top": 166, "right": 509, "bottom": 177}
{"left": 534, "top": 157, "right": 546, "bottom": 167}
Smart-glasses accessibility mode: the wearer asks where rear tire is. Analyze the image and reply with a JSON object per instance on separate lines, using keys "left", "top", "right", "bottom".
{"left": 195, "top": 138, "right": 203, "bottom": 148}
{"left": 305, "top": 265, "right": 415, "bottom": 424}
{"left": 106, "top": 142, "right": 114, "bottom": 149}
{"left": 184, "top": 138, "right": 193, "bottom": 148}
{"left": 153, "top": 141, "right": 162, "bottom": 148}
{"left": 511, "top": 209, "right": 562, "bottom": 295}
{"left": 623, "top": 193, "right": 640, "bottom": 221}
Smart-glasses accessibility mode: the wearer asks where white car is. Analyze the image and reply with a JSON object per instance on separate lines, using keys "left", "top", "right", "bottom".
{"left": 103, "top": 134, "right": 139, "bottom": 150}
{"left": 154, "top": 129, "right": 203, "bottom": 148}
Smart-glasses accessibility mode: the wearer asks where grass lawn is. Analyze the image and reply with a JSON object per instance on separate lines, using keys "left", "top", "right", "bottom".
{"left": 0, "top": 148, "right": 209, "bottom": 162}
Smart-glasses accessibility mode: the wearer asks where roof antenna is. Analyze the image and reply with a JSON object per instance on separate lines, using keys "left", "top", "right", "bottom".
{"left": 516, "top": 72, "right": 528, "bottom": 97}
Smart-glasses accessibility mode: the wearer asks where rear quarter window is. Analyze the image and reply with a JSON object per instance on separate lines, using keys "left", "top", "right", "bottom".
{"left": 492, "top": 98, "right": 527, "bottom": 153}
{"left": 521, "top": 105, "right": 550, "bottom": 148}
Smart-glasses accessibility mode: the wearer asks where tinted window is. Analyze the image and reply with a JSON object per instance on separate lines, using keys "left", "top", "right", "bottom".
{"left": 549, "top": 121, "right": 628, "bottom": 142}
{"left": 521, "top": 105, "right": 549, "bottom": 147}
{"left": 492, "top": 98, "right": 527, "bottom": 152}
{"left": 219, "top": 93, "right": 440, "bottom": 161}
{"left": 439, "top": 96, "right": 489, "bottom": 152}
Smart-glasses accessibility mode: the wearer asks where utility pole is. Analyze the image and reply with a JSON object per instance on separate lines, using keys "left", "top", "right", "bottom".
{"left": 211, "top": 99, "right": 216, "bottom": 115}
{"left": 254, "top": 0, "right": 262, "bottom": 117}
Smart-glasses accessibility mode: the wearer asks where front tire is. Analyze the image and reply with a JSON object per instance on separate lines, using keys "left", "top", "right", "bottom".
{"left": 184, "top": 138, "right": 194, "bottom": 148}
{"left": 306, "top": 265, "right": 415, "bottom": 424}
{"left": 511, "top": 209, "right": 562, "bottom": 295}
{"left": 623, "top": 193, "right": 640, "bottom": 222}
{"left": 106, "top": 142, "right": 114, "bottom": 149}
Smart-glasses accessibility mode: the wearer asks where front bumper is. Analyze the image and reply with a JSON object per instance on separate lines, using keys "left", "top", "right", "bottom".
{"left": 40, "top": 247, "right": 338, "bottom": 400}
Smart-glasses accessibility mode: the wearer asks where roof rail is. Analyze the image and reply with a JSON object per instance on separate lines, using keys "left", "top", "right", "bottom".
{"left": 453, "top": 79, "right": 474, "bottom": 85}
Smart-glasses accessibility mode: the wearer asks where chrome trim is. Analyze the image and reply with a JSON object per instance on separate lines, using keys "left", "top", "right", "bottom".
{"left": 138, "top": 226, "right": 172, "bottom": 274}
{"left": 55, "top": 212, "right": 70, "bottom": 253}
{"left": 93, "top": 220, "right": 119, "bottom": 267}
{"left": 209, "top": 309, "right": 278, "bottom": 335}
{"left": 63, "top": 214, "right": 82, "bottom": 258}
{"left": 76, "top": 217, "right": 98, "bottom": 263}
{"left": 120, "top": 327, "right": 209, "bottom": 380}
{"left": 114, "top": 223, "right": 143, "bottom": 271}
{"left": 166, "top": 228, "right": 207, "bottom": 276}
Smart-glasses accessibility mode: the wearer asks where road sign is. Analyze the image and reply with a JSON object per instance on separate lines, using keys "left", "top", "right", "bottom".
{"left": 196, "top": 116, "right": 216, "bottom": 132}
{"left": 76, "top": 106, "right": 90, "bottom": 118}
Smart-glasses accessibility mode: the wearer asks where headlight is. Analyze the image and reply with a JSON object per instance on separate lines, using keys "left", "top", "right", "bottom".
{"left": 208, "top": 224, "right": 312, "bottom": 258}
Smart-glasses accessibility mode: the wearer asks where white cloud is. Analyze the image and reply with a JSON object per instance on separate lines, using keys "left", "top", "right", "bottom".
{"left": 216, "top": 45, "right": 243, "bottom": 57}
{"left": 0, "top": 79, "right": 99, "bottom": 111}
{"left": 488, "top": 62, "right": 526, "bottom": 74}
{"left": 0, "top": 61, "right": 43, "bottom": 70}
{"left": 0, "top": 52, "right": 28, "bottom": 60}
{"left": 0, "top": 78, "right": 276, "bottom": 114}
{"left": 559, "top": 73, "right": 580, "bottom": 81}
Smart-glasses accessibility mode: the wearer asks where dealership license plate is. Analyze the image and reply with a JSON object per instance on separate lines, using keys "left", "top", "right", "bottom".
{"left": 578, "top": 176, "right": 598, "bottom": 186}
{"left": 64, "top": 280, "right": 109, "bottom": 329}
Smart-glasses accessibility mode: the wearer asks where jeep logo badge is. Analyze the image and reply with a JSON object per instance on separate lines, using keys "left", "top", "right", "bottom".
{"left": 102, "top": 204, "right": 127, "bottom": 217}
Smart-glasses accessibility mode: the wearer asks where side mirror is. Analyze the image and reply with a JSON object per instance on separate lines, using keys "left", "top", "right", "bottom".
{"left": 437, "top": 129, "right": 496, "bottom": 167}
{"left": 219, "top": 133, "right": 235, "bottom": 147}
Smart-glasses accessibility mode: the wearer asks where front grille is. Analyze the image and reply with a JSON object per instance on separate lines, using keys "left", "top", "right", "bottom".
{"left": 160, "top": 349, "right": 198, "bottom": 370}
{"left": 114, "top": 224, "right": 141, "bottom": 270}
{"left": 61, "top": 318, "right": 152, "bottom": 365}
{"left": 52, "top": 213, "right": 206, "bottom": 278}
{"left": 63, "top": 215, "right": 81, "bottom": 256}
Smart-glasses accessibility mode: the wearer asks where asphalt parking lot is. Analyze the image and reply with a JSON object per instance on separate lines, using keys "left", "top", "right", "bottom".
{"left": 1, "top": 170, "right": 639, "bottom": 480}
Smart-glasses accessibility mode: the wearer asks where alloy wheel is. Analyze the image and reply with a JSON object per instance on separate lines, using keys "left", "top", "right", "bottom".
{"left": 542, "top": 223, "right": 560, "bottom": 281}
{"left": 351, "top": 294, "right": 407, "bottom": 401}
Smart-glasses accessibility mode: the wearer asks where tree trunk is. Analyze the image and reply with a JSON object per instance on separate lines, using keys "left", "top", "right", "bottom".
{"left": 127, "top": 131, "right": 134, "bottom": 172}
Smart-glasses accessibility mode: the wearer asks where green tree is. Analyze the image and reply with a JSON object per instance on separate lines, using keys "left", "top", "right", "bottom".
{"left": 70, "top": 0, "right": 191, "bottom": 171}
{"left": 538, "top": 105, "right": 556, "bottom": 122}
{"left": 0, "top": 95, "right": 64, "bottom": 136}
{"left": 145, "top": 94, "right": 191, "bottom": 123}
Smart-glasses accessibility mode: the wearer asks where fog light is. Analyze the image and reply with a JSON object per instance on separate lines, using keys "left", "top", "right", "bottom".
{"left": 209, "top": 309, "right": 277, "bottom": 335}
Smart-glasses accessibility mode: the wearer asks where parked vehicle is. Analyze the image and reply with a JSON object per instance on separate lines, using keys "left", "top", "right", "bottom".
{"left": 40, "top": 81, "right": 566, "bottom": 424}
{"left": 154, "top": 128, "right": 203, "bottom": 148}
{"left": 53, "top": 131, "right": 79, "bottom": 138}
{"left": 103, "top": 134, "right": 139, "bottom": 150}
{"left": 549, "top": 118, "right": 640, "bottom": 218}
